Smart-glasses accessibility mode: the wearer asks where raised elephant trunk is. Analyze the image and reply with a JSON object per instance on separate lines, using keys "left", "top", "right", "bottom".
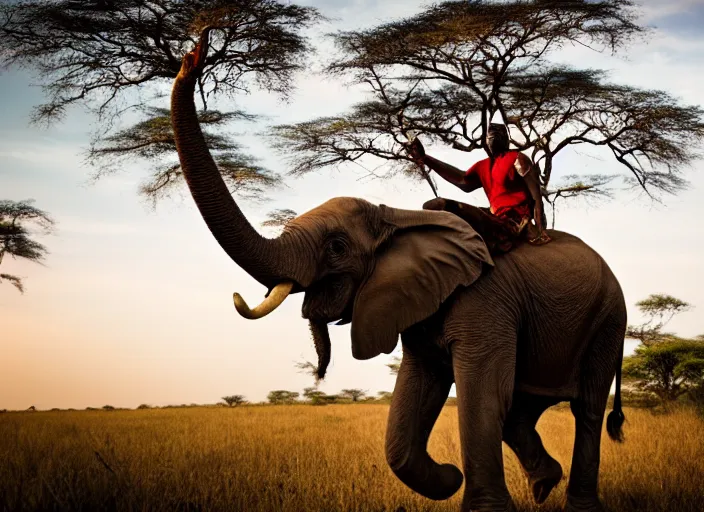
{"left": 171, "top": 28, "right": 301, "bottom": 293}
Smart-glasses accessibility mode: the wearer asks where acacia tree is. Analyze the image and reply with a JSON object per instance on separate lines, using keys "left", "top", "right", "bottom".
{"left": 623, "top": 295, "right": 704, "bottom": 403}
{"left": 623, "top": 337, "right": 704, "bottom": 403}
{"left": 222, "top": 394, "right": 247, "bottom": 406}
{"left": 88, "top": 107, "right": 279, "bottom": 205}
{"left": 386, "top": 355, "right": 401, "bottom": 376}
{"left": 261, "top": 208, "right": 297, "bottom": 234}
{"left": 340, "top": 388, "right": 367, "bottom": 402}
{"left": 267, "top": 390, "right": 299, "bottom": 404}
{"left": 376, "top": 391, "right": 393, "bottom": 402}
{"left": 626, "top": 294, "right": 691, "bottom": 346}
{"left": 272, "top": 0, "right": 704, "bottom": 223}
{"left": 0, "top": 200, "right": 54, "bottom": 293}
{"left": 0, "top": 0, "right": 321, "bottom": 204}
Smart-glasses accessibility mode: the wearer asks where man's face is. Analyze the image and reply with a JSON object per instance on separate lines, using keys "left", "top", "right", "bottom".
{"left": 486, "top": 126, "right": 508, "bottom": 155}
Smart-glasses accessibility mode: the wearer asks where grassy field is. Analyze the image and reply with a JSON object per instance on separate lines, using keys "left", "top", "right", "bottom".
{"left": 0, "top": 405, "right": 702, "bottom": 511}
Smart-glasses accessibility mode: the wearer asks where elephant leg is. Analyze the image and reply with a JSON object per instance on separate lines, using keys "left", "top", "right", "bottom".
{"left": 565, "top": 313, "right": 625, "bottom": 512}
{"left": 452, "top": 329, "right": 517, "bottom": 512}
{"left": 502, "top": 393, "right": 563, "bottom": 504}
{"left": 386, "top": 342, "right": 463, "bottom": 500}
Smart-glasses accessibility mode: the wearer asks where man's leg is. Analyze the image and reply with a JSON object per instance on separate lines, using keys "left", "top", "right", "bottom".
{"left": 423, "top": 198, "right": 514, "bottom": 254}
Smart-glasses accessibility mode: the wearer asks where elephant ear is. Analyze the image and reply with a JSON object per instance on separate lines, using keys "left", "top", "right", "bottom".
{"left": 350, "top": 205, "right": 494, "bottom": 360}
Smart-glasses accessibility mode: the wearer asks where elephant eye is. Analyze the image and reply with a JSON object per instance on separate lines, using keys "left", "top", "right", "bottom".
{"left": 327, "top": 238, "right": 347, "bottom": 259}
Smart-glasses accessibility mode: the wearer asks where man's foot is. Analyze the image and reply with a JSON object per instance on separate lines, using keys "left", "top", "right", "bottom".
{"left": 422, "top": 197, "right": 447, "bottom": 211}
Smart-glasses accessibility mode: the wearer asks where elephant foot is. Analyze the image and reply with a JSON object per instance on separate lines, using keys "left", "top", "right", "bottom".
{"left": 564, "top": 494, "right": 606, "bottom": 512}
{"left": 529, "top": 457, "right": 563, "bottom": 504}
{"left": 469, "top": 504, "right": 516, "bottom": 512}
{"left": 465, "top": 497, "right": 517, "bottom": 512}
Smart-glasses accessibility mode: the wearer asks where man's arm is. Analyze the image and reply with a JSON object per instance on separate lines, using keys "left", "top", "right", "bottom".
{"left": 515, "top": 153, "right": 549, "bottom": 233}
{"left": 407, "top": 138, "right": 481, "bottom": 193}
{"left": 424, "top": 155, "right": 482, "bottom": 193}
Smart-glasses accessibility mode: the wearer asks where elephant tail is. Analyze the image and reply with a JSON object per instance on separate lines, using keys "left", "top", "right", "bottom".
{"left": 606, "top": 337, "right": 626, "bottom": 443}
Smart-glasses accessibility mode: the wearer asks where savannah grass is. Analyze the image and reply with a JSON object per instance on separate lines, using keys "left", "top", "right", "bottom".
{"left": 0, "top": 405, "right": 702, "bottom": 511}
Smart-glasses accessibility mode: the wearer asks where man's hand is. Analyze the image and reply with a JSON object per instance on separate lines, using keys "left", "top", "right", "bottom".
{"left": 531, "top": 204, "right": 552, "bottom": 244}
{"left": 406, "top": 137, "right": 426, "bottom": 165}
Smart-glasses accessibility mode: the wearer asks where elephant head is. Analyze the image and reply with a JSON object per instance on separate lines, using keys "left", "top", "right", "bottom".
{"left": 171, "top": 28, "right": 493, "bottom": 377}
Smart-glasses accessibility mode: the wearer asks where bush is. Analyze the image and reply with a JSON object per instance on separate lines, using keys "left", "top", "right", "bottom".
{"left": 102, "top": 405, "right": 115, "bottom": 411}
{"left": 687, "top": 385, "right": 704, "bottom": 417}
{"left": 267, "top": 390, "right": 299, "bottom": 405}
{"left": 222, "top": 395, "right": 247, "bottom": 407}
{"left": 137, "top": 404, "right": 151, "bottom": 410}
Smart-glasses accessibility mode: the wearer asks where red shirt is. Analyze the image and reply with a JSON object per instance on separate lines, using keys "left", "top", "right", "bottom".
{"left": 466, "top": 151, "right": 530, "bottom": 215}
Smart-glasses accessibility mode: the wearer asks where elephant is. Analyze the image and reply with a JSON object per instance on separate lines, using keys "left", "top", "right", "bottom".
{"left": 170, "top": 29, "right": 627, "bottom": 512}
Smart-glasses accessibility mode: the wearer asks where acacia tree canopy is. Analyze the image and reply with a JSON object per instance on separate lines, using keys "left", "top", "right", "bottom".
{"left": 626, "top": 294, "right": 692, "bottom": 346}
{"left": 0, "top": 199, "right": 55, "bottom": 293}
{"left": 1, "top": 0, "right": 321, "bottom": 203}
{"left": 87, "top": 107, "right": 279, "bottom": 204}
{"left": 340, "top": 389, "right": 367, "bottom": 402}
{"left": 623, "top": 294, "right": 703, "bottom": 403}
{"left": 222, "top": 394, "right": 246, "bottom": 406}
{"left": 271, "top": 0, "right": 704, "bottom": 220}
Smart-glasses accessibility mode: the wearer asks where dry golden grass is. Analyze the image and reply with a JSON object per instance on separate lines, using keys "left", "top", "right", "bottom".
{"left": 0, "top": 405, "right": 702, "bottom": 511}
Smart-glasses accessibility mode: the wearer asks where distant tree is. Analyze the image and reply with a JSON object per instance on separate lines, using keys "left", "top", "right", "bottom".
{"left": 0, "top": 0, "right": 322, "bottom": 205}
{"left": 0, "top": 199, "right": 54, "bottom": 293}
{"left": 267, "top": 390, "right": 300, "bottom": 405}
{"left": 317, "top": 394, "right": 340, "bottom": 405}
{"left": 340, "top": 389, "right": 367, "bottom": 402}
{"left": 273, "top": 0, "right": 704, "bottom": 223}
{"left": 222, "top": 395, "right": 247, "bottom": 407}
{"left": 26, "top": 405, "right": 36, "bottom": 412}
{"left": 261, "top": 209, "right": 298, "bottom": 234}
{"left": 623, "top": 295, "right": 703, "bottom": 403}
{"left": 102, "top": 405, "right": 115, "bottom": 411}
{"left": 626, "top": 294, "right": 692, "bottom": 346}
{"left": 377, "top": 391, "right": 393, "bottom": 402}
{"left": 137, "top": 404, "right": 151, "bottom": 410}
{"left": 302, "top": 386, "right": 325, "bottom": 402}
{"left": 386, "top": 356, "right": 401, "bottom": 376}
{"left": 623, "top": 337, "right": 704, "bottom": 403}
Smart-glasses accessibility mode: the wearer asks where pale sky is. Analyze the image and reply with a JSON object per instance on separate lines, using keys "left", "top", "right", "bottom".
{"left": 1, "top": 0, "right": 703, "bottom": 410}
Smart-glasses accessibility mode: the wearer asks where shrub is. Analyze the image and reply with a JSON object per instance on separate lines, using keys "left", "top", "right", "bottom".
{"left": 222, "top": 395, "right": 247, "bottom": 407}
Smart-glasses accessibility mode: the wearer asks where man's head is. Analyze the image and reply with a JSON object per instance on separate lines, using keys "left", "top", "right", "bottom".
{"left": 486, "top": 123, "right": 509, "bottom": 156}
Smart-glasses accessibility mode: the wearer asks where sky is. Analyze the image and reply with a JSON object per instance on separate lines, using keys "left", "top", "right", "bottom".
{"left": 1, "top": 0, "right": 703, "bottom": 410}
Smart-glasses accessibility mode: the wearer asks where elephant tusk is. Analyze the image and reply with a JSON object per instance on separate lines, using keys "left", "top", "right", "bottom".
{"left": 233, "top": 281, "right": 294, "bottom": 319}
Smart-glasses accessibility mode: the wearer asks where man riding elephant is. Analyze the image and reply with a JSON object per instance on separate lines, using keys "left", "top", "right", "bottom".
{"left": 407, "top": 123, "right": 551, "bottom": 254}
